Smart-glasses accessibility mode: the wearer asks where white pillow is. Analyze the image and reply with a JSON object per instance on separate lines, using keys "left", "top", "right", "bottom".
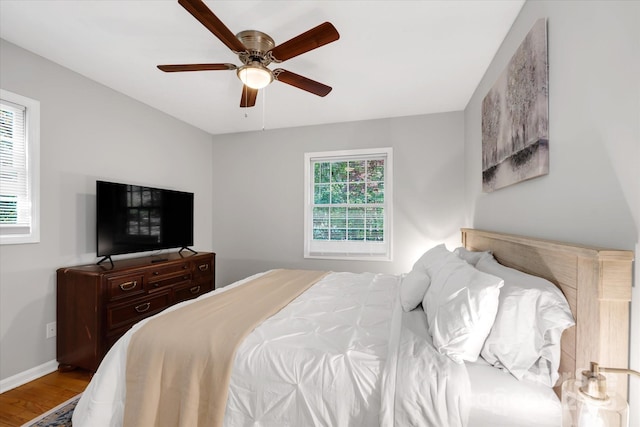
{"left": 422, "top": 257, "right": 504, "bottom": 363}
{"left": 399, "top": 244, "right": 459, "bottom": 312}
{"left": 475, "top": 255, "right": 575, "bottom": 387}
{"left": 453, "top": 246, "right": 492, "bottom": 266}
{"left": 399, "top": 268, "right": 430, "bottom": 312}
{"left": 414, "top": 243, "right": 461, "bottom": 275}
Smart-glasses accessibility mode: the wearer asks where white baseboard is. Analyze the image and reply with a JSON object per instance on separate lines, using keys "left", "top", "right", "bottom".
{"left": 0, "top": 359, "right": 58, "bottom": 393}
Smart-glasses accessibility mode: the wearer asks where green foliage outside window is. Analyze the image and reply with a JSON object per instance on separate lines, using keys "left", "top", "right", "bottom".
{"left": 0, "top": 196, "right": 17, "bottom": 223}
{"left": 312, "top": 159, "right": 385, "bottom": 242}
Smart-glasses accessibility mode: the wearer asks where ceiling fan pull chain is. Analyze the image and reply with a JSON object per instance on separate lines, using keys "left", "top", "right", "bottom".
{"left": 262, "top": 88, "right": 266, "bottom": 131}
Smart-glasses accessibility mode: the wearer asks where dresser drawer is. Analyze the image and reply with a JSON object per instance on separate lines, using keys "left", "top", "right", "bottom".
{"left": 174, "top": 280, "right": 213, "bottom": 304}
{"left": 107, "top": 291, "right": 170, "bottom": 331}
{"left": 107, "top": 273, "right": 145, "bottom": 301}
{"left": 148, "top": 270, "right": 191, "bottom": 291}
{"left": 147, "top": 261, "right": 190, "bottom": 281}
{"left": 192, "top": 257, "right": 213, "bottom": 279}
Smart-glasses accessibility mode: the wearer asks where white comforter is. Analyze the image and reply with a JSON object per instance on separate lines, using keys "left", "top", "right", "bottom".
{"left": 73, "top": 270, "right": 470, "bottom": 426}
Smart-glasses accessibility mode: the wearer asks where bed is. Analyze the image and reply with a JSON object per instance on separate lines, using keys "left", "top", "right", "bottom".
{"left": 72, "top": 228, "right": 634, "bottom": 427}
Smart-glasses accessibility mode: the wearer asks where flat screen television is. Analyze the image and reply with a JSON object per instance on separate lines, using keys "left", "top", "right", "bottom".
{"left": 96, "top": 180, "right": 194, "bottom": 263}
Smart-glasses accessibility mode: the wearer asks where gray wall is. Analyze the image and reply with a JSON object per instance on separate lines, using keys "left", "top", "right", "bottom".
{"left": 0, "top": 39, "right": 214, "bottom": 380}
{"left": 463, "top": 1, "right": 639, "bottom": 423}
{"left": 211, "top": 112, "right": 466, "bottom": 286}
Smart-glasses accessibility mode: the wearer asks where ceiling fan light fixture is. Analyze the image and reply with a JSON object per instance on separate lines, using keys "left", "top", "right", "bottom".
{"left": 237, "top": 64, "right": 273, "bottom": 89}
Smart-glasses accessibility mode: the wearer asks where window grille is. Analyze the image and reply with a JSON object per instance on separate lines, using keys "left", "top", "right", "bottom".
{"left": 304, "top": 148, "right": 392, "bottom": 260}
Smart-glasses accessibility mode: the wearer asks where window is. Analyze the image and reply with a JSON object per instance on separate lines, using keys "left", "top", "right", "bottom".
{"left": 304, "top": 148, "right": 392, "bottom": 260}
{"left": 0, "top": 89, "right": 40, "bottom": 244}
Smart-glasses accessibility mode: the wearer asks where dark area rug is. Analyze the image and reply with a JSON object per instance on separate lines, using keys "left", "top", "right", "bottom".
{"left": 21, "top": 394, "right": 80, "bottom": 427}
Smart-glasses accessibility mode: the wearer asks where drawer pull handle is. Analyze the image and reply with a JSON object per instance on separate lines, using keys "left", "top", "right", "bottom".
{"left": 119, "top": 281, "right": 137, "bottom": 291}
{"left": 198, "top": 264, "right": 209, "bottom": 272}
{"left": 190, "top": 286, "right": 201, "bottom": 294}
{"left": 135, "top": 302, "right": 151, "bottom": 313}
{"left": 153, "top": 271, "right": 159, "bottom": 275}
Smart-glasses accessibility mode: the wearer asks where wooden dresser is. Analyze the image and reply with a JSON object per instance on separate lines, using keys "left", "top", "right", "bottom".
{"left": 56, "top": 251, "right": 215, "bottom": 372}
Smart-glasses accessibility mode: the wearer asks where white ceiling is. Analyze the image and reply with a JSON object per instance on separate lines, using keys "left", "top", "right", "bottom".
{"left": 0, "top": 0, "right": 524, "bottom": 136}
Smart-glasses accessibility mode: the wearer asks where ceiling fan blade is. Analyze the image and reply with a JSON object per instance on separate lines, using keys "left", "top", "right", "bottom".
{"left": 240, "top": 85, "right": 258, "bottom": 108}
{"left": 269, "top": 22, "right": 339, "bottom": 62}
{"left": 157, "top": 63, "right": 236, "bottom": 72}
{"left": 178, "top": 0, "right": 247, "bottom": 53}
{"left": 273, "top": 69, "right": 332, "bottom": 97}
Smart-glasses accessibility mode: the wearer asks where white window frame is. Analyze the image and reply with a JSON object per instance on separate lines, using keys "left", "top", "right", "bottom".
{"left": 304, "top": 147, "right": 393, "bottom": 261}
{"left": 0, "top": 89, "right": 40, "bottom": 245}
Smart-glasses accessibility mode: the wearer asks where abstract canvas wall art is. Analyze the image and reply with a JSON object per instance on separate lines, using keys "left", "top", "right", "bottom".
{"left": 482, "top": 18, "right": 548, "bottom": 192}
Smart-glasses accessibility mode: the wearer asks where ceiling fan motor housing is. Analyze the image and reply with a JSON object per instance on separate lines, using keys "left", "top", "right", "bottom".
{"left": 236, "top": 30, "right": 275, "bottom": 66}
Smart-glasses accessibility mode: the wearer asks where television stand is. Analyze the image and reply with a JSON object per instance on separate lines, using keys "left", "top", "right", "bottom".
{"left": 97, "top": 255, "right": 114, "bottom": 268}
{"left": 57, "top": 251, "right": 215, "bottom": 372}
{"left": 179, "top": 246, "right": 198, "bottom": 255}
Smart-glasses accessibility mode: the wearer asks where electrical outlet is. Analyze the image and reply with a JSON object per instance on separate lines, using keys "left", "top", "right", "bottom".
{"left": 46, "top": 322, "right": 56, "bottom": 339}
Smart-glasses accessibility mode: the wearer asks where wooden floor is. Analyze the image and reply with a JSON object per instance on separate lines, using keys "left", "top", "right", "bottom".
{"left": 0, "top": 369, "right": 92, "bottom": 427}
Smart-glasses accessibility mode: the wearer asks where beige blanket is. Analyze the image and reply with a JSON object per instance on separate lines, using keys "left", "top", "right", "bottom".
{"left": 123, "top": 269, "right": 328, "bottom": 427}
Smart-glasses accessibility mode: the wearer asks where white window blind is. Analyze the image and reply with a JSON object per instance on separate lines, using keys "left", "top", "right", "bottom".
{"left": 0, "top": 89, "right": 40, "bottom": 244}
{"left": 304, "top": 148, "right": 393, "bottom": 261}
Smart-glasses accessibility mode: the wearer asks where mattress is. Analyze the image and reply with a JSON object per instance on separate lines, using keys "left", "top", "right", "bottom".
{"left": 466, "top": 358, "right": 562, "bottom": 427}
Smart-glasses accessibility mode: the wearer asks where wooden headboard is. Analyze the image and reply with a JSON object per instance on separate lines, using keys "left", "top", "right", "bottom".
{"left": 461, "top": 228, "right": 634, "bottom": 399}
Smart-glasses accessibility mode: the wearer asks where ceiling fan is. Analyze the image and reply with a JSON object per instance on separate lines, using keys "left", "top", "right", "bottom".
{"left": 158, "top": 0, "right": 340, "bottom": 108}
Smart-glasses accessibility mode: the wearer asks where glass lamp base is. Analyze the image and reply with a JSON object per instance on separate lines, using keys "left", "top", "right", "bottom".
{"left": 562, "top": 379, "right": 629, "bottom": 427}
